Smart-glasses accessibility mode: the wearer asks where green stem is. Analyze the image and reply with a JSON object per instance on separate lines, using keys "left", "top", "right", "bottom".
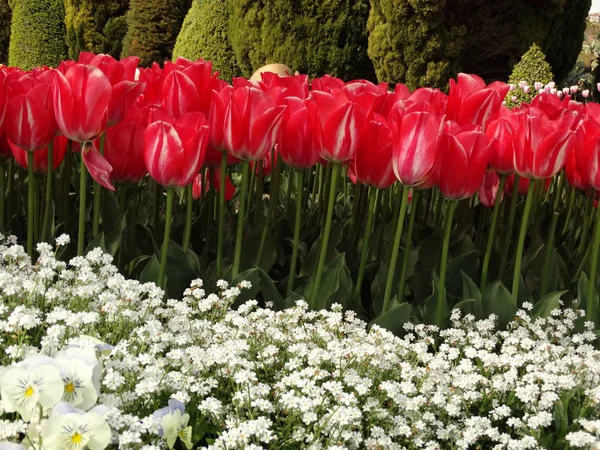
{"left": 77, "top": 155, "right": 88, "bottom": 256}
{"left": 587, "top": 198, "right": 600, "bottom": 324}
{"left": 511, "top": 180, "right": 536, "bottom": 301}
{"left": 575, "top": 238, "right": 593, "bottom": 281}
{"left": 539, "top": 211, "right": 560, "bottom": 298}
{"left": 153, "top": 180, "right": 160, "bottom": 228}
{"left": 348, "top": 182, "right": 363, "bottom": 241}
{"left": 61, "top": 145, "right": 73, "bottom": 227}
{"left": 182, "top": 184, "right": 193, "bottom": 253}
{"left": 256, "top": 154, "right": 282, "bottom": 266}
{"left": 27, "top": 152, "right": 35, "bottom": 257}
{"left": 553, "top": 169, "right": 565, "bottom": 211}
{"left": 432, "top": 189, "right": 444, "bottom": 229}
{"left": 91, "top": 133, "right": 106, "bottom": 237}
{"left": 382, "top": 185, "right": 409, "bottom": 313}
{"left": 437, "top": 200, "right": 458, "bottom": 326}
{"left": 286, "top": 169, "right": 305, "bottom": 298}
{"left": 387, "top": 185, "right": 403, "bottom": 265}
{"left": 354, "top": 187, "right": 378, "bottom": 299}
{"left": 312, "top": 162, "right": 341, "bottom": 308}
{"left": 319, "top": 164, "right": 332, "bottom": 228}
{"left": 41, "top": 141, "right": 54, "bottom": 242}
{"left": 232, "top": 161, "right": 251, "bottom": 278}
{"left": 158, "top": 188, "right": 174, "bottom": 290}
{"left": 499, "top": 174, "right": 521, "bottom": 278}
{"left": 480, "top": 175, "right": 506, "bottom": 289}
{"left": 217, "top": 153, "right": 228, "bottom": 278}
{"left": 561, "top": 186, "right": 577, "bottom": 235}
{"left": 398, "top": 189, "right": 421, "bottom": 303}
{"left": 0, "top": 159, "right": 5, "bottom": 228}
{"left": 253, "top": 163, "right": 264, "bottom": 224}
{"left": 6, "top": 159, "right": 13, "bottom": 226}
{"left": 578, "top": 191, "right": 594, "bottom": 256}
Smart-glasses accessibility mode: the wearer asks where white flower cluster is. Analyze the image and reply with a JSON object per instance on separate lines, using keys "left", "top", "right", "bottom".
{"left": 0, "top": 235, "right": 598, "bottom": 449}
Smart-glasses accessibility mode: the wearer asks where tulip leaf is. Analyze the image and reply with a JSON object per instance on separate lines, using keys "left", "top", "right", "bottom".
{"left": 159, "top": 239, "right": 195, "bottom": 299}
{"left": 423, "top": 274, "right": 450, "bottom": 328}
{"left": 230, "top": 268, "right": 262, "bottom": 308}
{"left": 85, "top": 233, "right": 106, "bottom": 254}
{"left": 576, "top": 273, "right": 600, "bottom": 331}
{"left": 239, "top": 218, "right": 277, "bottom": 273}
{"left": 482, "top": 281, "right": 516, "bottom": 330}
{"left": 446, "top": 250, "right": 480, "bottom": 298}
{"left": 370, "top": 302, "right": 413, "bottom": 336}
{"left": 140, "top": 254, "right": 161, "bottom": 287}
{"left": 304, "top": 253, "right": 355, "bottom": 311}
{"left": 461, "top": 272, "right": 482, "bottom": 303}
{"left": 257, "top": 268, "right": 284, "bottom": 310}
{"left": 537, "top": 248, "right": 560, "bottom": 297}
{"left": 454, "top": 298, "right": 486, "bottom": 320}
{"left": 532, "top": 290, "right": 567, "bottom": 319}
{"left": 105, "top": 213, "right": 127, "bottom": 257}
{"left": 101, "top": 190, "right": 119, "bottom": 232}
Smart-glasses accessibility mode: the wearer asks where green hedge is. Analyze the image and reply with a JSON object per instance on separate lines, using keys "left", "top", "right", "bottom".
{"left": 121, "top": 0, "right": 192, "bottom": 67}
{"left": 8, "top": 0, "right": 68, "bottom": 70}
{"left": 172, "top": 0, "right": 239, "bottom": 81}
{"left": 229, "top": 0, "right": 375, "bottom": 80}
{"left": 0, "top": 0, "right": 11, "bottom": 65}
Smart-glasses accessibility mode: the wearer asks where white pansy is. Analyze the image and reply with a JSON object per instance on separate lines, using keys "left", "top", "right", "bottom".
{"left": 54, "top": 349, "right": 100, "bottom": 411}
{"left": 153, "top": 400, "right": 192, "bottom": 449}
{"left": 42, "top": 409, "right": 111, "bottom": 450}
{"left": 0, "top": 364, "right": 63, "bottom": 421}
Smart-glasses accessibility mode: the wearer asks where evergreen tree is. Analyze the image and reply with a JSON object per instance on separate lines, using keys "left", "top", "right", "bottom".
{"left": 8, "top": 0, "right": 68, "bottom": 69}
{"left": 121, "top": 0, "right": 192, "bottom": 67}
{"left": 0, "top": 0, "right": 11, "bottom": 65}
{"left": 229, "top": 0, "right": 375, "bottom": 80}
{"left": 173, "top": 0, "right": 239, "bottom": 81}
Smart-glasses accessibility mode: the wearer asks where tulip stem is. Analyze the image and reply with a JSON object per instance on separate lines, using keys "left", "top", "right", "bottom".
{"left": 27, "top": 152, "right": 35, "bottom": 257}
{"left": 312, "top": 162, "right": 341, "bottom": 308}
{"left": 287, "top": 169, "right": 305, "bottom": 298}
{"left": 499, "top": 174, "right": 521, "bottom": 278}
{"left": 387, "top": 185, "right": 403, "bottom": 264}
{"left": 511, "top": 180, "right": 536, "bottom": 301}
{"left": 398, "top": 189, "right": 421, "bottom": 304}
{"left": 561, "top": 186, "right": 576, "bottom": 236}
{"left": 437, "top": 200, "right": 458, "bottom": 326}
{"left": 182, "top": 184, "right": 193, "bottom": 253}
{"left": 432, "top": 189, "right": 444, "bottom": 229}
{"left": 61, "top": 144, "right": 73, "bottom": 227}
{"left": 77, "top": 156, "right": 88, "bottom": 256}
{"left": 480, "top": 175, "right": 506, "bottom": 289}
{"left": 257, "top": 154, "right": 282, "bottom": 267}
{"left": 232, "top": 161, "right": 250, "bottom": 278}
{"left": 354, "top": 187, "right": 378, "bottom": 299}
{"left": 348, "top": 182, "right": 363, "bottom": 242}
{"left": 539, "top": 211, "right": 560, "bottom": 298}
{"left": 382, "top": 185, "right": 409, "bottom": 314}
{"left": 578, "top": 191, "right": 594, "bottom": 256}
{"left": 553, "top": 169, "right": 565, "bottom": 211}
{"left": 0, "top": 159, "right": 5, "bottom": 228}
{"left": 41, "top": 141, "right": 54, "bottom": 243}
{"left": 216, "top": 153, "right": 227, "bottom": 278}
{"left": 587, "top": 198, "right": 600, "bottom": 324}
{"left": 91, "top": 134, "right": 106, "bottom": 238}
{"left": 158, "top": 188, "right": 174, "bottom": 290}
{"left": 5, "top": 159, "right": 12, "bottom": 226}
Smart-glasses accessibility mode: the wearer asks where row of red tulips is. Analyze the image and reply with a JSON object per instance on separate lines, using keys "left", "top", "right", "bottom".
{"left": 0, "top": 52, "right": 599, "bottom": 327}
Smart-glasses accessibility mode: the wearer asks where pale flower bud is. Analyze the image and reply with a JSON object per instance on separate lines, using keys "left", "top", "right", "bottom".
{"left": 550, "top": 88, "right": 557, "bottom": 95}
{"left": 583, "top": 89, "right": 590, "bottom": 98}
{"left": 597, "top": 82, "right": 600, "bottom": 91}
{"left": 570, "top": 85, "right": 579, "bottom": 94}
{"left": 511, "top": 95, "right": 518, "bottom": 102}
{"left": 534, "top": 82, "right": 544, "bottom": 91}
{"left": 557, "top": 91, "right": 564, "bottom": 98}
{"left": 562, "top": 87, "right": 570, "bottom": 96}
{"left": 547, "top": 81, "right": 556, "bottom": 89}
{"left": 519, "top": 80, "right": 528, "bottom": 88}
{"left": 523, "top": 85, "right": 530, "bottom": 94}
{"left": 508, "top": 84, "right": 516, "bottom": 92}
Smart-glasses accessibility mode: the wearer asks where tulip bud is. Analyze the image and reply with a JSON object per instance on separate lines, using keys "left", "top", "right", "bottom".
{"left": 518, "top": 80, "right": 528, "bottom": 89}
{"left": 547, "top": 82, "right": 556, "bottom": 89}
{"left": 522, "top": 85, "right": 530, "bottom": 94}
{"left": 550, "top": 88, "right": 557, "bottom": 95}
{"left": 562, "top": 87, "right": 570, "bottom": 96}
{"left": 508, "top": 84, "right": 516, "bottom": 92}
{"left": 557, "top": 91, "right": 564, "bottom": 99}
{"left": 597, "top": 83, "right": 600, "bottom": 92}
{"left": 583, "top": 89, "right": 590, "bottom": 98}
{"left": 534, "top": 82, "right": 544, "bottom": 91}
{"left": 511, "top": 96, "right": 518, "bottom": 103}
{"left": 570, "top": 85, "right": 579, "bottom": 94}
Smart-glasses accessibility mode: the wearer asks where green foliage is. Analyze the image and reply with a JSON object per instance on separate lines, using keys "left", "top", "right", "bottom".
{"left": 8, "top": 0, "right": 67, "bottom": 70}
{"left": 121, "top": 0, "right": 192, "bottom": 67}
{"left": 229, "top": 0, "right": 375, "bottom": 80}
{"left": 64, "top": 0, "right": 130, "bottom": 60}
{"left": 506, "top": 43, "right": 553, "bottom": 107}
{"left": 0, "top": 0, "right": 11, "bottom": 65}
{"left": 367, "top": 0, "right": 466, "bottom": 89}
{"left": 172, "top": 0, "right": 239, "bottom": 81}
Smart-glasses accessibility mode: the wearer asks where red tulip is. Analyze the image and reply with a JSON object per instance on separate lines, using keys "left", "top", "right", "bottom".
{"left": 311, "top": 75, "right": 344, "bottom": 92}
{"left": 3, "top": 74, "right": 55, "bottom": 151}
{"left": 478, "top": 170, "right": 502, "bottom": 208}
{"left": 446, "top": 73, "right": 508, "bottom": 131}
{"left": 485, "top": 116, "right": 516, "bottom": 174}
{"left": 192, "top": 167, "right": 235, "bottom": 201}
{"left": 391, "top": 111, "right": 444, "bottom": 187}
{"left": 513, "top": 111, "right": 575, "bottom": 180}
{"left": 280, "top": 97, "right": 319, "bottom": 169}
{"left": 223, "top": 83, "right": 285, "bottom": 161}
{"left": 144, "top": 111, "right": 209, "bottom": 187}
{"left": 53, "top": 64, "right": 112, "bottom": 142}
{"left": 9, "top": 135, "right": 67, "bottom": 174}
{"left": 504, "top": 174, "right": 551, "bottom": 196}
{"left": 436, "top": 121, "right": 490, "bottom": 200}
{"left": 350, "top": 114, "right": 396, "bottom": 189}
{"left": 260, "top": 72, "right": 309, "bottom": 100}
{"left": 309, "top": 90, "right": 366, "bottom": 163}
{"left": 102, "top": 121, "right": 146, "bottom": 183}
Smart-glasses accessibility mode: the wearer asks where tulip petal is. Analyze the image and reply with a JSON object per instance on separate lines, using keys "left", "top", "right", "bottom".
{"left": 82, "top": 142, "right": 115, "bottom": 191}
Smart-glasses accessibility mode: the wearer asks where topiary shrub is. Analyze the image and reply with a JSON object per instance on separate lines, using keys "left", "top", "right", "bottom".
{"left": 506, "top": 43, "right": 553, "bottom": 107}
{"left": 0, "top": 0, "right": 11, "bottom": 65}
{"left": 8, "top": 0, "right": 68, "bottom": 70}
{"left": 367, "top": 0, "right": 466, "bottom": 89}
{"left": 64, "top": 0, "right": 130, "bottom": 60}
{"left": 121, "top": 0, "right": 192, "bottom": 67}
{"left": 172, "top": 0, "right": 239, "bottom": 81}
{"left": 229, "top": 0, "right": 375, "bottom": 81}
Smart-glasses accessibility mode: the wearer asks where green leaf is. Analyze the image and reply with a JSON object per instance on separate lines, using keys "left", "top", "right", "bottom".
{"left": 85, "top": 233, "right": 106, "bottom": 254}
{"left": 532, "top": 290, "right": 567, "bottom": 319}
{"left": 257, "top": 267, "right": 284, "bottom": 310}
{"left": 140, "top": 254, "right": 161, "bottom": 287}
{"left": 160, "top": 239, "right": 196, "bottom": 299}
{"left": 454, "top": 298, "right": 486, "bottom": 320}
{"left": 230, "top": 268, "right": 262, "bottom": 308}
{"left": 239, "top": 218, "right": 277, "bottom": 273}
{"left": 105, "top": 213, "right": 127, "bottom": 256}
{"left": 423, "top": 274, "right": 449, "bottom": 327}
{"left": 482, "top": 281, "right": 516, "bottom": 330}
{"left": 304, "top": 253, "right": 355, "bottom": 311}
{"left": 461, "top": 272, "right": 482, "bottom": 303}
{"left": 101, "top": 189, "right": 119, "bottom": 231}
{"left": 370, "top": 302, "right": 413, "bottom": 336}
{"left": 446, "top": 250, "right": 479, "bottom": 298}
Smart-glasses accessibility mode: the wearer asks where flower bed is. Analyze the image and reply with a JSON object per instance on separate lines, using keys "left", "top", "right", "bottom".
{"left": 0, "top": 235, "right": 598, "bottom": 449}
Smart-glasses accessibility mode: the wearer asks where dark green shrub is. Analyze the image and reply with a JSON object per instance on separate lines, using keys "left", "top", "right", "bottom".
{"left": 121, "top": 0, "right": 192, "bottom": 67}
{"left": 506, "top": 43, "right": 553, "bottom": 107}
{"left": 8, "top": 0, "right": 68, "bottom": 69}
{"left": 0, "top": 0, "right": 11, "bottom": 65}
{"left": 173, "top": 0, "right": 239, "bottom": 81}
{"left": 229, "top": 0, "right": 375, "bottom": 80}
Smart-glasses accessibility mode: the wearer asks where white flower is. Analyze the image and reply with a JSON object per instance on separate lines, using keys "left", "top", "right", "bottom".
{"left": 0, "top": 364, "right": 62, "bottom": 421}
{"left": 0, "top": 442, "right": 25, "bottom": 450}
{"left": 42, "top": 409, "right": 111, "bottom": 450}
{"left": 153, "top": 400, "right": 192, "bottom": 449}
